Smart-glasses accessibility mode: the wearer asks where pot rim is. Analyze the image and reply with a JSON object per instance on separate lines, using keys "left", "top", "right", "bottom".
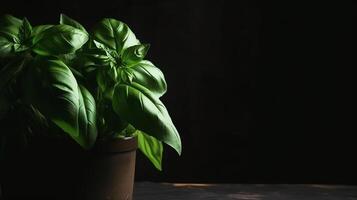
{"left": 94, "top": 136, "right": 138, "bottom": 153}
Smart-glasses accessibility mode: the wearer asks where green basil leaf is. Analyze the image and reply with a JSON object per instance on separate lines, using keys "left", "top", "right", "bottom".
{"left": 33, "top": 24, "right": 89, "bottom": 56}
{"left": 109, "top": 65, "right": 118, "bottom": 80}
{"left": 0, "top": 15, "right": 23, "bottom": 57}
{"left": 57, "top": 53, "right": 77, "bottom": 66}
{"left": 18, "top": 17, "right": 32, "bottom": 44}
{"left": 78, "top": 47, "right": 112, "bottom": 67}
{"left": 32, "top": 25, "right": 53, "bottom": 37}
{"left": 78, "top": 85, "right": 98, "bottom": 149}
{"left": 23, "top": 58, "right": 95, "bottom": 149}
{"left": 0, "top": 15, "right": 22, "bottom": 36}
{"left": 60, "top": 14, "right": 87, "bottom": 34}
{"left": 92, "top": 18, "right": 139, "bottom": 54}
{"left": 0, "top": 37, "right": 14, "bottom": 56}
{"left": 112, "top": 82, "right": 181, "bottom": 155}
{"left": 118, "top": 67, "right": 134, "bottom": 84}
{"left": 96, "top": 98, "right": 128, "bottom": 138}
{"left": 96, "top": 68, "right": 107, "bottom": 92}
{"left": 122, "top": 124, "right": 136, "bottom": 136}
{"left": 93, "top": 40, "right": 119, "bottom": 64}
{"left": 123, "top": 60, "right": 167, "bottom": 97}
{"left": 122, "top": 44, "right": 150, "bottom": 65}
{"left": 0, "top": 15, "right": 32, "bottom": 54}
{"left": 137, "top": 130, "right": 163, "bottom": 170}
{"left": 24, "top": 58, "right": 79, "bottom": 136}
{"left": 96, "top": 67, "right": 116, "bottom": 100}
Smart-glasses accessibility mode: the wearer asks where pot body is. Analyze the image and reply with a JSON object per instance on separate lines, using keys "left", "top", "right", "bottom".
{"left": 0, "top": 136, "right": 137, "bottom": 200}
{"left": 80, "top": 137, "right": 137, "bottom": 200}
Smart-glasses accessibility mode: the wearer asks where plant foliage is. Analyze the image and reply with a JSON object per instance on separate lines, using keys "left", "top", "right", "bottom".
{"left": 0, "top": 14, "right": 181, "bottom": 170}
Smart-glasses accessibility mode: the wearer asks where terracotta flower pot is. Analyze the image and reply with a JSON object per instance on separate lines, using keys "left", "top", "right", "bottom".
{"left": 80, "top": 137, "right": 138, "bottom": 200}
{"left": 0, "top": 136, "right": 138, "bottom": 200}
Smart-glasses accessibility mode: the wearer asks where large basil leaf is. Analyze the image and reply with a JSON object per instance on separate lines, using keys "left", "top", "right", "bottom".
{"left": 120, "top": 60, "right": 167, "bottom": 97}
{"left": 78, "top": 85, "right": 98, "bottom": 148}
{"left": 32, "top": 24, "right": 89, "bottom": 56}
{"left": 137, "top": 130, "right": 163, "bottom": 170}
{"left": 92, "top": 18, "right": 139, "bottom": 54}
{"left": 23, "top": 58, "right": 96, "bottom": 149}
{"left": 112, "top": 82, "right": 181, "bottom": 154}
{"left": 60, "top": 14, "right": 87, "bottom": 34}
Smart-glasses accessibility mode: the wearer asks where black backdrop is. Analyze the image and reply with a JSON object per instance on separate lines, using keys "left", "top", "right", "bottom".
{"left": 1, "top": 0, "right": 355, "bottom": 184}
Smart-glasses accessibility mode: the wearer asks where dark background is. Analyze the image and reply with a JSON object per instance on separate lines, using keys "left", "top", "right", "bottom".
{"left": 1, "top": 0, "right": 355, "bottom": 184}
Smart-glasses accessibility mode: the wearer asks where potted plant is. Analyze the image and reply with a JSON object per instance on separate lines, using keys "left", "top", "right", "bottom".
{"left": 0, "top": 14, "right": 181, "bottom": 199}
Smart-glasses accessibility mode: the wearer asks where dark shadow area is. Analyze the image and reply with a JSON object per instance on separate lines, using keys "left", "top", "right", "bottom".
{"left": 1, "top": 0, "right": 355, "bottom": 184}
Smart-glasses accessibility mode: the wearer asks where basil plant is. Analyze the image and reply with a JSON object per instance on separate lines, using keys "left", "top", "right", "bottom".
{"left": 0, "top": 14, "right": 181, "bottom": 170}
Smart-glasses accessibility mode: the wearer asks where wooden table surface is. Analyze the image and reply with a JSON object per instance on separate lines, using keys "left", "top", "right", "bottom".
{"left": 134, "top": 182, "right": 357, "bottom": 200}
